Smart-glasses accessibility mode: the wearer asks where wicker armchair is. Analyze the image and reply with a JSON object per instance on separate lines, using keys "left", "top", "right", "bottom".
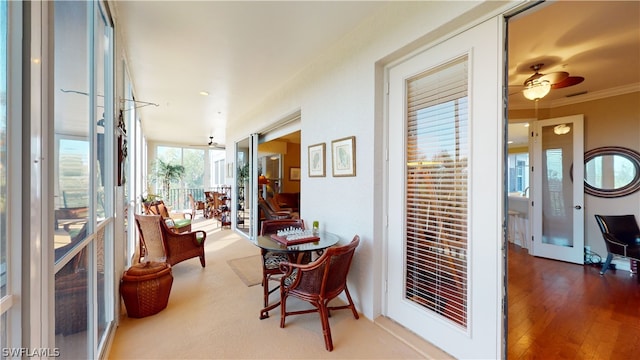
{"left": 279, "top": 235, "right": 360, "bottom": 351}
{"left": 134, "top": 214, "right": 207, "bottom": 267}
{"left": 143, "top": 200, "right": 192, "bottom": 233}
{"left": 259, "top": 219, "right": 306, "bottom": 307}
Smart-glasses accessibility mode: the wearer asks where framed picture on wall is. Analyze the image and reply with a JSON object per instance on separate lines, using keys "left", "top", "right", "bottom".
{"left": 289, "top": 167, "right": 301, "bottom": 181}
{"left": 331, "top": 136, "right": 356, "bottom": 177}
{"left": 308, "top": 143, "right": 326, "bottom": 177}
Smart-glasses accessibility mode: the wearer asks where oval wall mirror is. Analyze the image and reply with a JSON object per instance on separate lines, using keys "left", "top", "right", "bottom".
{"left": 583, "top": 146, "right": 640, "bottom": 198}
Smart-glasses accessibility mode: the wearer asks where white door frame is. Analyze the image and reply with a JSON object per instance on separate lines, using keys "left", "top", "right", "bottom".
{"left": 385, "top": 17, "right": 504, "bottom": 359}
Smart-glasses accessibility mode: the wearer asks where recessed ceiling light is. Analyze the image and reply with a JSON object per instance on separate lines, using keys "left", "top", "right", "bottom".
{"left": 524, "top": 123, "right": 530, "bottom": 127}
{"left": 199, "top": 91, "right": 209, "bottom": 96}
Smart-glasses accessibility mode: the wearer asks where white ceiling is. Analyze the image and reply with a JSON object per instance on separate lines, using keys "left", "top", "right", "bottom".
{"left": 113, "top": 1, "right": 387, "bottom": 146}
{"left": 113, "top": 1, "right": 639, "bottom": 147}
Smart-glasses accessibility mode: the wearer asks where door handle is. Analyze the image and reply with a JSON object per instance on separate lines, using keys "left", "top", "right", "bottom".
{"left": 574, "top": 205, "right": 582, "bottom": 210}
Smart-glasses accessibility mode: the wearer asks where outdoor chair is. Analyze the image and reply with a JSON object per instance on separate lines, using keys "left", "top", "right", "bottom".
{"left": 134, "top": 214, "right": 207, "bottom": 267}
{"left": 594, "top": 214, "right": 640, "bottom": 281}
{"left": 259, "top": 219, "right": 306, "bottom": 307}
{"left": 279, "top": 235, "right": 360, "bottom": 351}
{"left": 188, "top": 193, "right": 206, "bottom": 219}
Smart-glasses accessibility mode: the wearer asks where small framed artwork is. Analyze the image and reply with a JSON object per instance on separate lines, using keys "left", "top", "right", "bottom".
{"left": 289, "top": 167, "right": 301, "bottom": 181}
{"left": 331, "top": 136, "right": 356, "bottom": 177}
{"left": 308, "top": 143, "right": 326, "bottom": 177}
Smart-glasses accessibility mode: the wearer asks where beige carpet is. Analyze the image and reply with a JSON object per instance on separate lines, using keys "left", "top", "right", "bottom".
{"left": 227, "top": 255, "right": 262, "bottom": 286}
{"left": 108, "top": 218, "right": 446, "bottom": 359}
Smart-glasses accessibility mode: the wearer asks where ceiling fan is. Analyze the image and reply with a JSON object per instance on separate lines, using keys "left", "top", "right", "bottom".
{"left": 516, "top": 63, "right": 584, "bottom": 101}
{"left": 190, "top": 136, "right": 225, "bottom": 150}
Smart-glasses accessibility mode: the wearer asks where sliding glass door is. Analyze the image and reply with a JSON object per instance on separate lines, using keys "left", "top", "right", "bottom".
{"left": 51, "top": 1, "right": 114, "bottom": 357}
{"left": 234, "top": 135, "right": 258, "bottom": 239}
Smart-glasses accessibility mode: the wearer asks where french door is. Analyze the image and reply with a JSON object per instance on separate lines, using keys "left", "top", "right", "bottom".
{"left": 532, "top": 115, "right": 584, "bottom": 264}
{"left": 387, "top": 17, "right": 503, "bottom": 359}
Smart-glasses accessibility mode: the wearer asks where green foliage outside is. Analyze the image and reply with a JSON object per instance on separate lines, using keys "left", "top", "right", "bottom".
{"left": 150, "top": 159, "right": 185, "bottom": 202}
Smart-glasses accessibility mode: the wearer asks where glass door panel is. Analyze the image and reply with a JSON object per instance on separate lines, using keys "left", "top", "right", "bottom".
{"left": 532, "top": 115, "right": 584, "bottom": 264}
{"left": 235, "top": 135, "right": 258, "bottom": 239}
{"left": 53, "top": 1, "right": 90, "bottom": 356}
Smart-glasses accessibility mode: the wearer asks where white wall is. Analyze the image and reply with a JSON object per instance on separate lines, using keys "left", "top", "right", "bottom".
{"left": 226, "top": 1, "right": 513, "bottom": 319}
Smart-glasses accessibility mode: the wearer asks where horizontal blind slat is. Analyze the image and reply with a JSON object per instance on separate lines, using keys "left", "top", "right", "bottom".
{"left": 403, "top": 55, "right": 468, "bottom": 328}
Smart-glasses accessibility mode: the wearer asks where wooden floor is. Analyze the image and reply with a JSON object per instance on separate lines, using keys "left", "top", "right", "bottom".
{"left": 508, "top": 243, "right": 640, "bottom": 359}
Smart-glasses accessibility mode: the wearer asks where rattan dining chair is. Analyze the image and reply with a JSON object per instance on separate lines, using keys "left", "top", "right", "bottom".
{"left": 279, "top": 235, "right": 360, "bottom": 351}
{"left": 259, "top": 219, "right": 306, "bottom": 307}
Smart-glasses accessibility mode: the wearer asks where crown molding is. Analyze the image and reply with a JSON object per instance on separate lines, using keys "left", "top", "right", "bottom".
{"left": 509, "top": 83, "right": 640, "bottom": 110}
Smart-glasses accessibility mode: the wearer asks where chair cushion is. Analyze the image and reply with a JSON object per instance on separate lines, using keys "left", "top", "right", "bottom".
{"left": 173, "top": 218, "right": 192, "bottom": 228}
{"left": 283, "top": 269, "right": 299, "bottom": 287}
{"left": 264, "top": 251, "right": 288, "bottom": 269}
{"left": 196, "top": 233, "right": 205, "bottom": 245}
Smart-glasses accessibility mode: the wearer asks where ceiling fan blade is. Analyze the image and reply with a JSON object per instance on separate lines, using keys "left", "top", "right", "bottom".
{"left": 538, "top": 71, "right": 569, "bottom": 85}
{"left": 551, "top": 76, "right": 584, "bottom": 89}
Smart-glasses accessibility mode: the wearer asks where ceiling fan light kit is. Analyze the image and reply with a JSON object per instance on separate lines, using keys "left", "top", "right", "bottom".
{"left": 519, "top": 63, "right": 584, "bottom": 101}
{"left": 523, "top": 80, "right": 551, "bottom": 100}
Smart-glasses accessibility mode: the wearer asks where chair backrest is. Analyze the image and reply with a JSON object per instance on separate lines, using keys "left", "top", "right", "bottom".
{"left": 594, "top": 214, "right": 640, "bottom": 245}
{"left": 134, "top": 214, "right": 167, "bottom": 261}
{"left": 260, "top": 219, "right": 305, "bottom": 235}
{"left": 266, "top": 196, "right": 283, "bottom": 212}
{"left": 294, "top": 235, "right": 360, "bottom": 298}
{"left": 144, "top": 200, "right": 170, "bottom": 218}
{"left": 258, "top": 197, "right": 289, "bottom": 220}
{"left": 188, "top": 193, "right": 204, "bottom": 210}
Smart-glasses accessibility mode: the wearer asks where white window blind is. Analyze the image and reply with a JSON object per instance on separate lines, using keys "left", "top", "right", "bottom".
{"left": 405, "top": 56, "right": 468, "bottom": 327}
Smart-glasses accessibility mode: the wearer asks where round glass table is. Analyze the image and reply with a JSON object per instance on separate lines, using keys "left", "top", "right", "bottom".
{"left": 253, "top": 231, "right": 340, "bottom": 253}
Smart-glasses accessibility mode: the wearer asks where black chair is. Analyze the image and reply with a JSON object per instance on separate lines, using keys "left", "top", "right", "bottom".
{"left": 594, "top": 214, "right": 640, "bottom": 280}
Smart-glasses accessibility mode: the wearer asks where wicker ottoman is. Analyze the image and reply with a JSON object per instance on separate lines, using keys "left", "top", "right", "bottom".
{"left": 120, "top": 261, "right": 173, "bottom": 318}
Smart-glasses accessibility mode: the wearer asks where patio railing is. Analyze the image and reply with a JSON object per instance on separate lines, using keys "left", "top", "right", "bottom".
{"left": 165, "top": 186, "right": 231, "bottom": 211}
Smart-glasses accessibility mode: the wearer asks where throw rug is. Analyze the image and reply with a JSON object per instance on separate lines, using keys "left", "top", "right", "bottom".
{"left": 227, "top": 255, "right": 262, "bottom": 287}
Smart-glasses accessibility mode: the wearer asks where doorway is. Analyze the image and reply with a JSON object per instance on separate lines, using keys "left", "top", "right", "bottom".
{"left": 234, "top": 126, "right": 301, "bottom": 241}
{"left": 531, "top": 115, "right": 585, "bottom": 264}
{"left": 506, "top": 1, "right": 640, "bottom": 358}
